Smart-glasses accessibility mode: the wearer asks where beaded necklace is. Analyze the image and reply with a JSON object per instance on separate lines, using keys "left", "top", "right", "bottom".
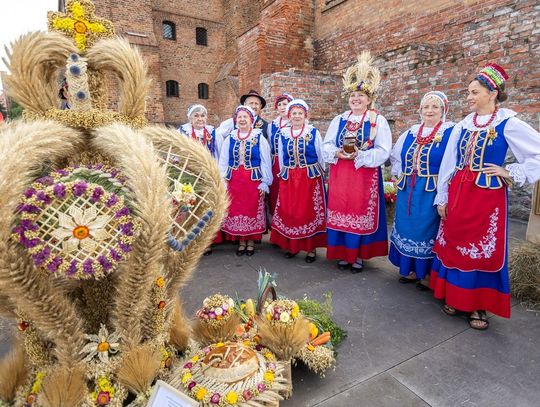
{"left": 473, "top": 108, "right": 498, "bottom": 128}
{"left": 191, "top": 126, "right": 210, "bottom": 147}
{"left": 290, "top": 123, "right": 305, "bottom": 139}
{"left": 416, "top": 121, "right": 442, "bottom": 145}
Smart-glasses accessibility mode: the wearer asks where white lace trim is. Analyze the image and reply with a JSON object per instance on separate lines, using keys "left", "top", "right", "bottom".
{"left": 323, "top": 144, "right": 339, "bottom": 164}
{"left": 456, "top": 207, "right": 499, "bottom": 259}
{"left": 506, "top": 163, "right": 526, "bottom": 186}
{"left": 433, "top": 192, "right": 448, "bottom": 206}
{"left": 435, "top": 223, "right": 446, "bottom": 247}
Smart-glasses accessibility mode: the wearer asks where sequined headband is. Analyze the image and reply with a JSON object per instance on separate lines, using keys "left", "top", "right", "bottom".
{"left": 475, "top": 63, "right": 509, "bottom": 91}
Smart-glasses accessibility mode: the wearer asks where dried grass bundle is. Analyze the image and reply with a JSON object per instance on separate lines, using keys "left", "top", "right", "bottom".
{"left": 40, "top": 366, "right": 86, "bottom": 407}
{"left": 192, "top": 313, "right": 240, "bottom": 346}
{"left": 296, "top": 345, "right": 336, "bottom": 376}
{"left": 169, "top": 298, "right": 190, "bottom": 351}
{"left": 116, "top": 344, "right": 161, "bottom": 394}
{"left": 255, "top": 316, "right": 310, "bottom": 361}
{"left": 86, "top": 38, "right": 151, "bottom": 119}
{"left": 0, "top": 344, "right": 28, "bottom": 403}
{"left": 509, "top": 242, "right": 540, "bottom": 310}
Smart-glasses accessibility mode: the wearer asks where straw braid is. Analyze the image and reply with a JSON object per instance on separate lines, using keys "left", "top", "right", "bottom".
{"left": 0, "top": 120, "right": 86, "bottom": 366}
{"left": 92, "top": 124, "right": 170, "bottom": 345}
{"left": 2, "top": 32, "right": 78, "bottom": 113}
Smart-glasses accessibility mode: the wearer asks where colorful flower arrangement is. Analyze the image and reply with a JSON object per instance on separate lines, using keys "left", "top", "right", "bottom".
{"left": 80, "top": 324, "right": 121, "bottom": 363}
{"left": 180, "top": 341, "right": 280, "bottom": 405}
{"left": 172, "top": 180, "right": 196, "bottom": 220}
{"left": 196, "top": 294, "right": 236, "bottom": 325}
{"left": 264, "top": 299, "right": 300, "bottom": 325}
{"left": 90, "top": 376, "right": 116, "bottom": 406}
{"left": 383, "top": 181, "right": 397, "bottom": 204}
{"left": 12, "top": 180, "right": 138, "bottom": 279}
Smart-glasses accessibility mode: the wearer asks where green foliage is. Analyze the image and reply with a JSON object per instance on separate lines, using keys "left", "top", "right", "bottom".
{"left": 297, "top": 292, "right": 347, "bottom": 348}
{"left": 0, "top": 100, "right": 7, "bottom": 119}
{"left": 9, "top": 99, "right": 23, "bottom": 119}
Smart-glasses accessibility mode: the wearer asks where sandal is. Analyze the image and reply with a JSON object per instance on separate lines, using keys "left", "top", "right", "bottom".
{"left": 442, "top": 304, "right": 457, "bottom": 316}
{"left": 398, "top": 276, "right": 419, "bottom": 284}
{"left": 350, "top": 262, "right": 363, "bottom": 274}
{"left": 245, "top": 245, "right": 255, "bottom": 257}
{"left": 236, "top": 244, "right": 246, "bottom": 256}
{"left": 305, "top": 251, "right": 316, "bottom": 263}
{"left": 469, "top": 311, "right": 489, "bottom": 330}
{"left": 337, "top": 260, "right": 350, "bottom": 270}
{"left": 284, "top": 252, "right": 298, "bottom": 258}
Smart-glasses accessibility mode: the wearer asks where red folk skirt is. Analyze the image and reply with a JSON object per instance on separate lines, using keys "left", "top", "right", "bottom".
{"left": 270, "top": 167, "right": 327, "bottom": 252}
{"left": 221, "top": 165, "right": 266, "bottom": 240}
{"left": 268, "top": 156, "right": 280, "bottom": 217}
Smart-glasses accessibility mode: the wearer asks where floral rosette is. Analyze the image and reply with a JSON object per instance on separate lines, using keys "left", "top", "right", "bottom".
{"left": 196, "top": 294, "right": 236, "bottom": 325}
{"left": 264, "top": 299, "right": 301, "bottom": 325}
{"left": 383, "top": 181, "right": 397, "bottom": 204}
{"left": 178, "top": 341, "right": 285, "bottom": 406}
{"left": 12, "top": 180, "right": 139, "bottom": 279}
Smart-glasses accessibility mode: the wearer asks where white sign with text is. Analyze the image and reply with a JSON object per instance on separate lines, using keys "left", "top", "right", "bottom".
{"left": 146, "top": 380, "right": 198, "bottom": 407}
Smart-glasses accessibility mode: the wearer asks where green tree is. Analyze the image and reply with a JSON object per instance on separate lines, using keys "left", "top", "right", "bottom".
{"left": 9, "top": 99, "right": 23, "bottom": 119}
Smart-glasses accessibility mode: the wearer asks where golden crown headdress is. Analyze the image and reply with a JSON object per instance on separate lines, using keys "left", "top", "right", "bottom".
{"left": 342, "top": 51, "right": 381, "bottom": 99}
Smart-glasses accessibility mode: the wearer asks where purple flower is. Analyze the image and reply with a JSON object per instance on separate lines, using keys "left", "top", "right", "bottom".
{"left": 47, "top": 256, "right": 63, "bottom": 273}
{"left": 73, "top": 181, "right": 88, "bottom": 197}
{"left": 22, "top": 237, "right": 40, "bottom": 249}
{"left": 20, "top": 204, "right": 41, "bottom": 214}
{"left": 187, "top": 381, "right": 197, "bottom": 391}
{"left": 53, "top": 183, "right": 66, "bottom": 199}
{"left": 20, "top": 219, "right": 37, "bottom": 230}
{"left": 56, "top": 169, "right": 69, "bottom": 177}
{"left": 119, "top": 222, "right": 134, "bottom": 236}
{"left": 98, "top": 255, "right": 112, "bottom": 272}
{"left": 210, "top": 393, "right": 220, "bottom": 404}
{"left": 109, "top": 248, "right": 121, "bottom": 261}
{"left": 66, "top": 260, "right": 78, "bottom": 275}
{"left": 91, "top": 187, "right": 104, "bottom": 203}
{"left": 32, "top": 247, "right": 51, "bottom": 266}
{"left": 36, "top": 191, "right": 51, "bottom": 204}
{"left": 119, "top": 243, "right": 132, "bottom": 253}
{"left": 255, "top": 344, "right": 263, "bottom": 351}
{"left": 183, "top": 362, "right": 193, "bottom": 369}
{"left": 115, "top": 207, "right": 130, "bottom": 219}
{"left": 257, "top": 383, "right": 266, "bottom": 393}
{"left": 24, "top": 188, "right": 36, "bottom": 198}
{"left": 83, "top": 259, "right": 94, "bottom": 274}
{"left": 105, "top": 195, "right": 119, "bottom": 207}
{"left": 36, "top": 176, "right": 54, "bottom": 186}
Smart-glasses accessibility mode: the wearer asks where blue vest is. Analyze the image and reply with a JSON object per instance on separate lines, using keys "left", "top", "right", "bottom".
{"left": 396, "top": 125, "right": 453, "bottom": 192}
{"left": 269, "top": 122, "right": 282, "bottom": 157}
{"left": 279, "top": 127, "right": 323, "bottom": 180}
{"left": 225, "top": 133, "right": 263, "bottom": 181}
{"left": 334, "top": 114, "right": 376, "bottom": 151}
{"left": 454, "top": 118, "right": 510, "bottom": 189}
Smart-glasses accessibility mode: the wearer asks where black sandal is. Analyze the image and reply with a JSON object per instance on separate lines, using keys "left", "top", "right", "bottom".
{"left": 236, "top": 244, "right": 246, "bottom": 256}
{"left": 245, "top": 245, "right": 255, "bottom": 256}
{"left": 398, "top": 276, "right": 419, "bottom": 284}
{"left": 284, "top": 252, "right": 298, "bottom": 258}
{"left": 469, "top": 311, "right": 489, "bottom": 330}
{"left": 415, "top": 281, "right": 430, "bottom": 291}
{"left": 305, "top": 251, "right": 316, "bottom": 263}
{"left": 442, "top": 304, "right": 457, "bottom": 316}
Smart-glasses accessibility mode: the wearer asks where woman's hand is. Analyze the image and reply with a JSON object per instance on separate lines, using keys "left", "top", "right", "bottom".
{"left": 483, "top": 163, "right": 510, "bottom": 179}
{"left": 437, "top": 204, "right": 448, "bottom": 220}
{"left": 259, "top": 188, "right": 265, "bottom": 197}
{"left": 336, "top": 150, "right": 357, "bottom": 160}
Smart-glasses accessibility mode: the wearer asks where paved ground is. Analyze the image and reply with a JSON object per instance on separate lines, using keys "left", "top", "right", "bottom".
{"left": 1, "top": 219, "right": 538, "bottom": 406}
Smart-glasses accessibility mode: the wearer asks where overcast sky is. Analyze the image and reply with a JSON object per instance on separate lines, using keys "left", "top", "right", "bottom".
{"left": 0, "top": 0, "right": 58, "bottom": 89}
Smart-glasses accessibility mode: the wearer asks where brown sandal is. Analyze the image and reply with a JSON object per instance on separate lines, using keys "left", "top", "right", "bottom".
{"left": 442, "top": 304, "right": 457, "bottom": 316}
{"left": 469, "top": 311, "right": 489, "bottom": 330}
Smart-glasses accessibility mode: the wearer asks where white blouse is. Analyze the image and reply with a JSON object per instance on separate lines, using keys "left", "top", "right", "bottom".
{"left": 218, "top": 129, "right": 273, "bottom": 193}
{"left": 323, "top": 110, "right": 392, "bottom": 169}
{"left": 178, "top": 123, "right": 222, "bottom": 160}
{"left": 434, "top": 108, "right": 540, "bottom": 206}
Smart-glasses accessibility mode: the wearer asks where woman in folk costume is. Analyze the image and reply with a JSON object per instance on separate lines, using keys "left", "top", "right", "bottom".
{"left": 268, "top": 93, "right": 293, "bottom": 216}
{"left": 389, "top": 91, "right": 454, "bottom": 289}
{"left": 178, "top": 104, "right": 222, "bottom": 160}
{"left": 432, "top": 64, "right": 540, "bottom": 330}
{"left": 270, "top": 99, "right": 327, "bottom": 263}
{"left": 323, "top": 51, "right": 392, "bottom": 273}
{"left": 219, "top": 105, "right": 272, "bottom": 256}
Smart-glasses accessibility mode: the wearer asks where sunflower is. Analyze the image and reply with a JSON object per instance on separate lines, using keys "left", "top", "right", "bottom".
{"left": 80, "top": 324, "right": 121, "bottom": 363}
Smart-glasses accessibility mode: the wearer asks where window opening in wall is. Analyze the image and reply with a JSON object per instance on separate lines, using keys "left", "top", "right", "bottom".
{"left": 166, "top": 80, "right": 179, "bottom": 97}
{"left": 163, "top": 21, "right": 176, "bottom": 40}
{"left": 196, "top": 27, "right": 208, "bottom": 46}
{"left": 198, "top": 83, "right": 209, "bottom": 99}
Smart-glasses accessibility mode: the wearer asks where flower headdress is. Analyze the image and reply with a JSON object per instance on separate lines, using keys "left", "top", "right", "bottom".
{"left": 342, "top": 51, "right": 381, "bottom": 99}
{"left": 475, "top": 63, "right": 509, "bottom": 92}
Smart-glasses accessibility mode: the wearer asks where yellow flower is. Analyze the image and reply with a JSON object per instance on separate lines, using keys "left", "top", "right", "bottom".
{"left": 191, "top": 355, "right": 200, "bottom": 363}
{"left": 291, "top": 309, "right": 299, "bottom": 318}
{"left": 226, "top": 391, "right": 238, "bottom": 404}
{"left": 195, "top": 387, "right": 207, "bottom": 400}
{"left": 266, "top": 313, "right": 272, "bottom": 321}
{"left": 182, "top": 184, "right": 194, "bottom": 194}
{"left": 216, "top": 342, "right": 225, "bottom": 348}
{"left": 98, "top": 377, "right": 110, "bottom": 391}
{"left": 182, "top": 373, "right": 192, "bottom": 383}
{"left": 263, "top": 371, "right": 275, "bottom": 383}
{"left": 264, "top": 352, "right": 273, "bottom": 360}
{"left": 155, "top": 276, "right": 165, "bottom": 288}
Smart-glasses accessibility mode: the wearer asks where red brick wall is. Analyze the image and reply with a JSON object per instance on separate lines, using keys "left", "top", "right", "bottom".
{"left": 314, "top": 0, "right": 540, "bottom": 135}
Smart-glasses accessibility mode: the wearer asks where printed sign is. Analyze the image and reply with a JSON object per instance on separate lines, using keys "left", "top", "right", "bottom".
{"left": 146, "top": 380, "right": 198, "bottom": 407}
